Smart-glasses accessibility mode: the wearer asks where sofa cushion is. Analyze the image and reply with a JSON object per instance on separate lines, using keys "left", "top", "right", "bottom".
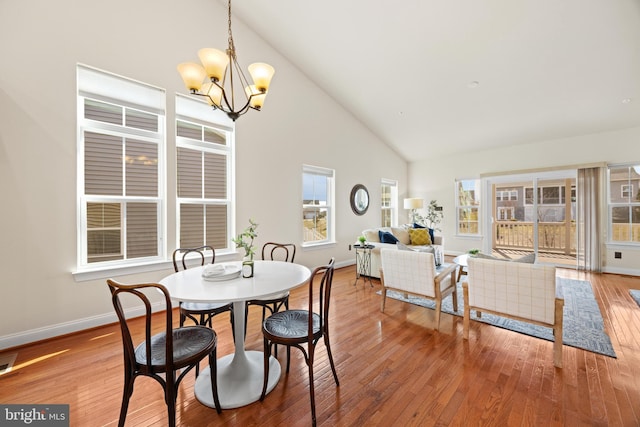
{"left": 379, "top": 230, "right": 399, "bottom": 244}
{"left": 408, "top": 228, "right": 432, "bottom": 245}
{"left": 391, "top": 227, "right": 411, "bottom": 245}
{"left": 363, "top": 228, "right": 382, "bottom": 243}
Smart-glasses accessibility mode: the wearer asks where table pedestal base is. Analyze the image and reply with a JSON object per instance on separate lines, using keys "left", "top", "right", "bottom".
{"left": 194, "top": 350, "right": 281, "bottom": 409}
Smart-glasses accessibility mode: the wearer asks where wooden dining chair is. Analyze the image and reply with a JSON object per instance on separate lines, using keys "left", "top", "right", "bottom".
{"left": 107, "top": 279, "right": 222, "bottom": 427}
{"left": 172, "top": 246, "right": 235, "bottom": 336}
{"left": 247, "top": 242, "right": 297, "bottom": 326}
{"left": 260, "top": 258, "right": 339, "bottom": 427}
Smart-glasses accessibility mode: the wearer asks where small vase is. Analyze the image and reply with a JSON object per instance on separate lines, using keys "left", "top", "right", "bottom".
{"left": 242, "top": 258, "right": 254, "bottom": 278}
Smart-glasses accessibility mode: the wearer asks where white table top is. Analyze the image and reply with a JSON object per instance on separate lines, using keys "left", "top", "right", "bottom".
{"left": 159, "top": 260, "right": 311, "bottom": 303}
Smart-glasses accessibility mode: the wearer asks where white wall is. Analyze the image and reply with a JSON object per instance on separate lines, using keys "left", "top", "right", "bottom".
{"left": 0, "top": 0, "right": 407, "bottom": 348}
{"left": 408, "top": 126, "right": 640, "bottom": 276}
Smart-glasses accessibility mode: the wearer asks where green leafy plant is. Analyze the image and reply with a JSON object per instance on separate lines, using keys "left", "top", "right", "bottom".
{"left": 468, "top": 248, "right": 480, "bottom": 255}
{"left": 233, "top": 219, "right": 258, "bottom": 260}
{"left": 415, "top": 199, "right": 444, "bottom": 231}
{"left": 358, "top": 235, "right": 366, "bottom": 245}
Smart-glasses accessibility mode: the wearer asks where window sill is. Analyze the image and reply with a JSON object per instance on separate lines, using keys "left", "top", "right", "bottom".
{"left": 301, "top": 241, "right": 336, "bottom": 251}
{"left": 454, "top": 234, "right": 483, "bottom": 239}
{"left": 72, "top": 251, "right": 240, "bottom": 282}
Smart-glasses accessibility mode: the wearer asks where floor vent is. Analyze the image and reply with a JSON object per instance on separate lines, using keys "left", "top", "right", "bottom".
{"left": 0, "top": 353, "right": 17, "bottom": 375}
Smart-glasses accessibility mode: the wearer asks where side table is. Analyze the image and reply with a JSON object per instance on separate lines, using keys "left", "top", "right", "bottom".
{"left": 354, "top": 244, "right": 374, "bottom": 287}
{"left": 452, "top": 253, "right": 469, "bottom": 282}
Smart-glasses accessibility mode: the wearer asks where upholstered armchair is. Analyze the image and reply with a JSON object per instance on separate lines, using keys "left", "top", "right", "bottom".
{"left": 379, "top": 248, "right": 458, "bottom": 330}
{"left": 463, "top": 256, "right": 564, "bottom": 368}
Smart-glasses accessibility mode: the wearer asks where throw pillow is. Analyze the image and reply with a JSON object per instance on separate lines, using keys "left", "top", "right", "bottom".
{"left": 412, "top": 223, "right": 435, "bottom": 244}
{"left": 391, "top": 227, "right": 411, "bottom": 245}
{"left": 408, "top": 228, "right": 432, "bottom": 245}
{"left": 379, "top": 230, "right": 399, "bottom": 244}
{"left": 363, "top": 229, "right": 380, "bottom": 243}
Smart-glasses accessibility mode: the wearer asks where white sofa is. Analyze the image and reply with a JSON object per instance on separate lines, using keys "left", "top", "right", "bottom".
{"left": 359, "top": 226, "right": 443, "bottom": 279}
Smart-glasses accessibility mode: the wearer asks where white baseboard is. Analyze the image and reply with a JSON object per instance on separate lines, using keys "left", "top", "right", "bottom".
{"left": 335, "top": 259, "right": 356, "bottom": 270}
{"left": 0, "top": 302, "right": 166, "bottom": 351}
{"left": 602, "top": 266, "right": 640, "bottom": 277}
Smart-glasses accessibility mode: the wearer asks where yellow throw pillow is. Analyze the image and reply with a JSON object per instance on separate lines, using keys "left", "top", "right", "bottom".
{"left": 408, "top": 228, "right": 432, "bottom": 245}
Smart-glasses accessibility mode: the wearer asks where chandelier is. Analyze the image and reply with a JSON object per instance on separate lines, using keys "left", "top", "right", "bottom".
{"left": 177, "top": 0, "right": 275, "bottom": 121}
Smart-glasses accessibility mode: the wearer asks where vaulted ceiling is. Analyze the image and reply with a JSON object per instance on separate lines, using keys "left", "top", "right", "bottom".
{"left": 230, "top": 0, "right": 640, "bottom": 161}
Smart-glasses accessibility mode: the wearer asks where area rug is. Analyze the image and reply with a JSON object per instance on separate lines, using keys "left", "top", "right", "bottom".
{"left": 379, "top": 278, "right": 616, "bottom": 358}
{"left": 631, "top": 290, "right": 640, "bottom": 307}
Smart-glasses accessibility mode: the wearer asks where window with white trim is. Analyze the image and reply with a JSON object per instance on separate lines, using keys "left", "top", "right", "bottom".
{"left": 496, "top": 189, "right": 518, "bottom": 201}
{"left": 608, "top": 164, "right": 640, "bottom": 243}
{"left": 497, "top": 207, "right": 515, "bottom": 220}
{"left": 302, "top": 165, "right": 335, "bottom": 245}
{"left": 381, "top": 179, "right": 398, "bottom": 227}
{"left": 77, "top": 65, "right": 165, "bottom": 268}
{"left": 456, "top": 179, "right": 481, "bottom": 235}
{"left": 175, "top": 95, "right": 234, "bottom": 252}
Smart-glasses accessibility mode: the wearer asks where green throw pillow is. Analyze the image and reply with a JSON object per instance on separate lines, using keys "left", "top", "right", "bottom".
{"left": 408, "top": 228, "right": 432, "bottom": 245}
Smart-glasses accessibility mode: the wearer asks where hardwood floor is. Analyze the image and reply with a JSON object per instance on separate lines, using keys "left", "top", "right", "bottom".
{"left": 1, "top": 265, "right": 639, "bottom": 426}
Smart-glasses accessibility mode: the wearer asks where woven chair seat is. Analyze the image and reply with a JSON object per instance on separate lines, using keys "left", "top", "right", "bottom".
{"left": 135, "top": 326, "right": 216, "bottom": 367}
{"left": 263, "top": 310, "right": 320, "bottom": 340}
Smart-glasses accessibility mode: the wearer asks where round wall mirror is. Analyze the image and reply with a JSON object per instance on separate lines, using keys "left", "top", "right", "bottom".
{"left": 350, "top": 184, "right": 369, "bottom": 215}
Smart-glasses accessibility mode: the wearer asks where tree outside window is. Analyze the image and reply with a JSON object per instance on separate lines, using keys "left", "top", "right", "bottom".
{"left": 456, "top": 179, "right": 481, "bottom": 235}
{"left": 302, "top": 165, "right": 334, "bottom": 245}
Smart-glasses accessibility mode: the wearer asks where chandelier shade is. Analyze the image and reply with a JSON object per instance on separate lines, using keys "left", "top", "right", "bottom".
{"left": 177, "top": 0, "right": 274, "bottom": 121}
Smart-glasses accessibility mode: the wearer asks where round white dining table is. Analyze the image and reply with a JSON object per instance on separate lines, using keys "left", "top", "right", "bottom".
{"left": 159, "top": 260, "right": 311, "bottom": 409}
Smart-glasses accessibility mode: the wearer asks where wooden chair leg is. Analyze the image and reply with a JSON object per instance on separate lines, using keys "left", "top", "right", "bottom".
{"left": 435, "top": 299, "right": 442, "bottom": 331}
{"left": 463, "top": 282, "right": 470, "bottom": 340}
{"left": 324, "top": 334, "right": 340, "bottom": 386}
{"left": 165, "top": 372, "right": 177, "bottom": 427}
{"left": 553, "top": 297, "right": 564, "bottom": 368}
{"left": 118, "top": 376, "right": 134, "bottom": 427}
{"left": 260, "top": 337, "right": 270, "bottom": 400}
{"left": 380, "top": 288, "right": 387, "bottom": 312}
{"left": 308, "top": 353, "right": 317, "bottom": 427}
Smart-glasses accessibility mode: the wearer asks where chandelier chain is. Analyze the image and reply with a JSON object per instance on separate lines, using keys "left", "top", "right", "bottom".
{"left": 227, "top": 0, "right": 236, "bottom": 59}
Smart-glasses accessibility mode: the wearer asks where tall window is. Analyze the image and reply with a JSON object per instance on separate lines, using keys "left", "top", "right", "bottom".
{"left": 381, "top": 179, "right": 398, "bottom": 227}
{"left": 608, "top": 165, "right": 640, "bottom": 243}
{"left": 456, "top": 179, "right": 481, "bottom": 235}
{"left": 176, "top": 96, "right": 234, "bottom": 252}
{"left": 77, "top": 65, "right": 165, "bottom": 268}
{"left": 302, "top": 165, "right": 334, "bottom": 246}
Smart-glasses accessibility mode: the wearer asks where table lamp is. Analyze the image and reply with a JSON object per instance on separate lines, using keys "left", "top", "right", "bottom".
{"left": 403, "top": 198, "right": 424, "bottom": 223}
